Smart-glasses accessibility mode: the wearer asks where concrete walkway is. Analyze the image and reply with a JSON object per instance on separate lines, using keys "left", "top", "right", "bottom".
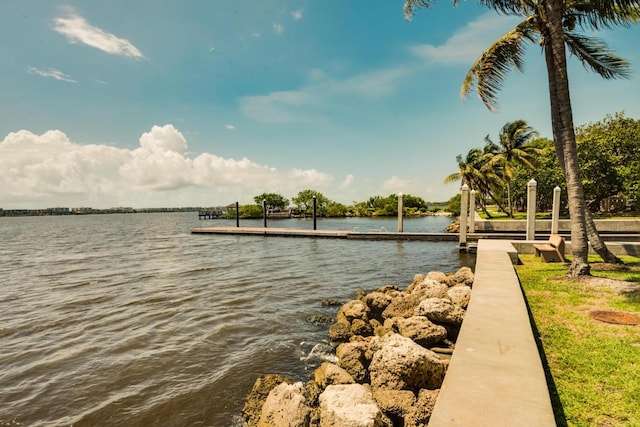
{"left": 429, "top": 240, "right": 556, "bottom": 426}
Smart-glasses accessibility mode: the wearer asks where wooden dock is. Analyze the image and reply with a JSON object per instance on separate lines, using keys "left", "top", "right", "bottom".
{"left": 190, "top": 226, "right": 491, "bottom": 242}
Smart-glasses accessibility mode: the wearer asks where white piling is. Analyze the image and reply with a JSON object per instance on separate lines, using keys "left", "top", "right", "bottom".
{"left": 469, "top": 189, "right": 476, "bottom": 234}
{"left": 397, "top": 193, "right": 403, "bottom": 233}
{"left": 551, "top": 186, "right": 561, "bottom": 235}
{"left": 526, "top": 179, "right": 537, "bottom": 240}
{"left": 459, "top": 184, "right": 469, "bottom": 247}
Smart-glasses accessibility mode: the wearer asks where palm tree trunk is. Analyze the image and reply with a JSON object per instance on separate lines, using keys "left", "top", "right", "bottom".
{"left": 584, "top": 209, "right": 624, "bottom": 264}
{"left": 541, "top": 2, "right": 590, "bottom": 276}
{"left": 507, "top": 181, "right": 513, "bottom": 217}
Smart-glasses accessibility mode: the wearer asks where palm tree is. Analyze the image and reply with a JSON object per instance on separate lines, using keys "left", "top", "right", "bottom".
{"left": 444, "top": 147, "right": 507, "bottom": 216}
{"left": 484, "top": 120, "right": 539, "bottom": 217}
{"left": 403, "top": 0, "right": 636, "bottom": 276}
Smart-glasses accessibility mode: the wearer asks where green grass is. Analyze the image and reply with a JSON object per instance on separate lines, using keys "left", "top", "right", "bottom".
{"left": 516, "top": 256, "right": 640, "bottom": 426}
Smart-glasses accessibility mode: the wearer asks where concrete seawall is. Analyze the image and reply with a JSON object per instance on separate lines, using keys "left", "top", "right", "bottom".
{"left": 429, "top": 240, "right": 556, "bottom": 426}
{"left": 475, "top": 218, "right": 640, "bottom": 233}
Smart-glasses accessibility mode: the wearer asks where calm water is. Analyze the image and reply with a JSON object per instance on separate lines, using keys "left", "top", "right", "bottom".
{"left": 0, "top": 213, "right": 473, "bottom": 426}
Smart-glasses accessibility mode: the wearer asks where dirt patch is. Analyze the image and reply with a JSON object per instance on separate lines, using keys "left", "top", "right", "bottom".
{"left": 589, "top": 310, "right": 640, "bottom": 325}
{"left": 575, "top": 275, "right": 640, "bottom": 295}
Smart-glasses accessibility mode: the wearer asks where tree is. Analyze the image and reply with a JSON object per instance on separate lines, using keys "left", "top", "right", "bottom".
{"left": 444, "top": 147, "right": 506, "bottom": 216}
{"left": 404, "top": 0, "right": 637, "bottom": 275}
{"left": 253, "top": 193, "right": 289, "bottom": 210}
{"left": 484, "top": 120, "right": 539, "bottom": 217}
{"left": 292, "top": 189, "right": 330, "bottom": 215}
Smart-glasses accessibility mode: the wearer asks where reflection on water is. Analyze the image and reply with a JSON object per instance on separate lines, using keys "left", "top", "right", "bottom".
{"left": 0, "top": 213, "right": 472, "bottom": 426}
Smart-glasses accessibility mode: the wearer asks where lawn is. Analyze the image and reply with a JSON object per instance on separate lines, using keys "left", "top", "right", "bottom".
{"left": 516, "top": 255, "right": 640, "bottom": 426}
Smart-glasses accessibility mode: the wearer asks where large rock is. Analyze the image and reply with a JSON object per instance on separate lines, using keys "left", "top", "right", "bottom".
{"left": 257, "top": 382, "right": 311, "bottom": 427}
{"left": 362, "top": 292, "right": 394, "bottom": 321}
{"left": 449, "top": 266, "right": 474, "bottom": 287}
{"left": 336, "top": 341, "right": 369, "bottom": 383}
{"left": 407, "top": 279, "right": 449, "bottom": 299}
{"left": 242, "top": 374, "right": 292, "bottom": 427}
{"left": 338, "top": 300, "right": 370, "bottom": 322}
{"left": 447, "top": 285, "right": 471, "bottom": 309}
{"left": 314, "top": 362, "right": 355, "bottom": 388}
{"left": 372, "top": 388, "right": 416, "bottom": 421}
{"left": 415, "top": 298, "right": 466, "bottom": 326}
{"left": 319, "top": 384, "right": 392, "bottom": 427}
{"left": 328, "top": 320, "right": 352, "bottom": 342}
{"left": 426, "top": 271, "right": 450, "bottom": 286}
{"left": 405, "top": 389, "right": 439, "bottom": 427}
{"left": 383, "top": 316, "right": 448, "bottom": 348}
{"left": 368, "top": 333, "right": 446, "bottom": 391}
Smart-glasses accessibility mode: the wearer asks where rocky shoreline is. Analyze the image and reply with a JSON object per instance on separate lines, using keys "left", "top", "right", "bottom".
{"left": 242, "top": 267, "right": 474, "bottom": 427}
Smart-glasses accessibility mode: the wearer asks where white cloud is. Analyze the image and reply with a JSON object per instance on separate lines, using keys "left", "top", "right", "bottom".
{"left": 409, "top": 13, "right": 521, "bottom": 65}
{"left": 226, "top": 124, "right": 236, "bottom": 130}
{"left": 273, "top": 23, "right": 284, "bottom": 35}
{"left": 340, "top": 174, "right": 355, "bottom": 188}
{"left": 291, "top": 10, "right": 303, "bottom": 20}
{"left": 0, "top": 125, "right": 334, "bottom": 207}
{"left": 27, "top": 67, "right": 77, "bottom": 83}
{"left": 240, "top": 66, "right": 413, "bottom": 123}
{"left": 52, "top": 6, "right": 144, "bottom": 58}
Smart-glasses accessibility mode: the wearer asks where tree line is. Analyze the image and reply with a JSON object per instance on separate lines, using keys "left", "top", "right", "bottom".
{"left": 446, "top": 113, "right": 640, "bottom": 218}
{"left": 227, "top": 190, "right": 446, "bottom": 219}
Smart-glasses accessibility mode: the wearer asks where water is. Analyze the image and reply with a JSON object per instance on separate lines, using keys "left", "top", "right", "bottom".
{"left": 0, "top": 213, "right": 473, "bottom": 426}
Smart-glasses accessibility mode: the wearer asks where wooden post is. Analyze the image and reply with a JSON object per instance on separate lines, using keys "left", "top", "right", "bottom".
{"left": 526, "top": 179, "right": 537, "bottom": 240}
{"left": 263, "top": 199, "right": 267, "bottom": 228}
{"left": 551, "top": 186, "right": 561, "bottom": 235}
{"left": 313, "top": 196, "right": 317, "bottom": 230}
{"left": 397, "top": 193, "right": 403, "bottom": 233}
{"left": 469, "top": 189, "right": 476, "bottom": 234}
{"left": 459, "top": 184, "right": 469, "bottom": 249}
{"left": 235, "top": 201, "right": 239, "bottom": 227}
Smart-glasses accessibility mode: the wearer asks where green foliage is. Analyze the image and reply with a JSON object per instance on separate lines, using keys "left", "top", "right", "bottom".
{"left": 253, "top": 193, "right": 289, "bottom": 210}
{"left": 444, "top": 193, "right": 461, "bottom": 216}
{"left": 292, "top": 189, "right": 330, "bottom": 215}
{"left": 325, "top": 202, "right": 348, "bottom": 217}
{"left": 238, "top": 204, "right": 264, "bottom": 219}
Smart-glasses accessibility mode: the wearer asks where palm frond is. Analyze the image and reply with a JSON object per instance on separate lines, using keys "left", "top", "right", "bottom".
{"left": 564, "top": 33, "right": 631, "bottom": 79}
{"left": 461, "top": 18, "right": 538, "bottom": 110}
{"left": 478, "top": 0, "right": 537, "bottom": 17}
{"left": 403, "top": 0, "right": 439, "bottom": 21}
{"left": 567, "top": 0, "right": 640, "bottom": 31}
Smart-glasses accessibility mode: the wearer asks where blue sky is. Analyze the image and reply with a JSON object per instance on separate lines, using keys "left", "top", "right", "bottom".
{"left": 1, "top": 1, "right": 639, "bottom": 209}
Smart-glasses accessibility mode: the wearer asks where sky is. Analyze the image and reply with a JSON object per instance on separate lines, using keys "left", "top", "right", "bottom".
{"left": 1, "top": 1, "right": 639, "bottom": 209}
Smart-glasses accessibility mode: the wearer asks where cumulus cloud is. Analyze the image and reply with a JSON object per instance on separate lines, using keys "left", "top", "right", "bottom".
{"left": 27, "top": 66, "right": 77, "bottom": 83}
{"left": 226, "top": 124, "right": 236, "bottom": 130}
{"left": 52, "top": 6, "right": 144, "bottom": 58}
{"left": 340, "top": 174, "right": 355, "bottom": 188}
{"left": 291, "top": 10, "right": 303, "bottom": 20}
{"left": 0, "top": 125, "right": 333, "bottom": 207}
{"left": 409, "top": 13, "right": 521, "bottom": 65}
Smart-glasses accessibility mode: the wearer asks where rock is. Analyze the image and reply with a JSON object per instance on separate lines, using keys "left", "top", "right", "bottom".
{"left": 426, "top": 271, "right": 449, "bottom": 286}
{"left": 336, "top": 341, "right": 369, "bottom": 383}
{"left": 406, "top": 279, "right": 449, "bottom": 299}
{"left": 314, "top": 362, "right": 356, "bottom": 388}
{"left": 306, "top": 313, "right": 334, "bottom": 326}
{"left": 368, "top": 333, "right": 446, "bottom": 391}
{"left": 381, "top": 292, "right": 420, "bottom": 319}
{"left": 449, "top": 266, "right": 474, "bottom": 287}
{"left": 305, "top": 380, "right": 322, "bottom": 407}
{"left": 373, "top": 284, "right": 401, "bottom": 295}
{"left": 354, "top": 288, "right": 367, "bottom": 300}
{"left": 405, "top": 389, "right": 439, "bottom": 427}
{"left": 371, "top": 388, "right": 416, "bottom": 421}
{"left": 258, "top": 382, "right": 311, "bottom": 427}
{"left": 362, "top": 292, "right": 394, "bottom": 321}
{"left": 338, "top": 300, "right": 370, "bottom": 322}
{"left": 383, "top": 316, "right": 448, "bottom": 348}
{"left": 328, "top": 320, "right": 352, "bottom": 342}
{"left": 242, "top": 374, "right": 292, "bottom": 427}
{"left": 319, "top": 384, "right": 392, "bottom": 427}
{"left": 415, "top": 298, "right": 466, "bottom": 326}
{"left": 447, "top": 285, "right": 471, "bottom": 309}
{"left": 409, "top": 274, "right": 426, "bottom": 288}
{"left": 351, "top": 318, "right": 373, "bottom": 336}
{"left": 321, "top": 298, "right": 342, "bottom": 306}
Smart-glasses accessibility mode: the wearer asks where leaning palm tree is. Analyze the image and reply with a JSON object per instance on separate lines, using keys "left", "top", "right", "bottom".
{"left": 404, "top": 0, "right": 636, "bottom": 276}
{"left": 444, "top": 147, "right": 507, "bottom": 216}
{"left": 484, "top": 120, "right": 539, "bottom": 217}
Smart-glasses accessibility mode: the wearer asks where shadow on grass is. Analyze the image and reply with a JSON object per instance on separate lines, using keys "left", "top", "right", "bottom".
{"left": 521, "top": 284, "right": 569, "bottom": 427}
